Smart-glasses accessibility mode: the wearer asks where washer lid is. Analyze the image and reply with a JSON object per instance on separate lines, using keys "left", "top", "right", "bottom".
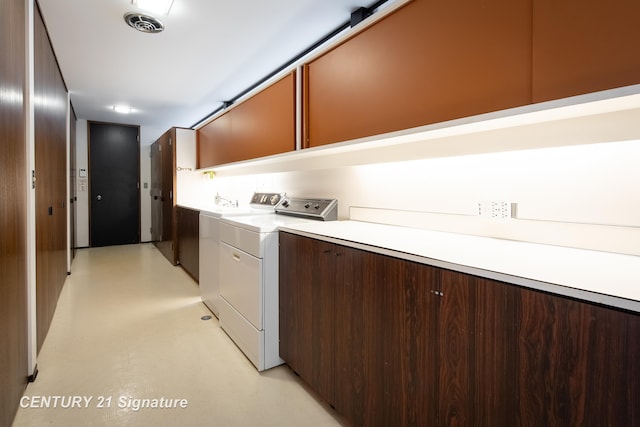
{"left": 220, "top": 214, "right": 312, "bottom": 233}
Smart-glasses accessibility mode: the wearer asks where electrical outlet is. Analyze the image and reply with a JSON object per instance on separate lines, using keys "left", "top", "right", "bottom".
{"left": 478, "top": 201, "right": 515, "bottom": 219}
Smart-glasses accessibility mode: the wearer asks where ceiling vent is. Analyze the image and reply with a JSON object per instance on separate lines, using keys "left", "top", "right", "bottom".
{"left": 124, "top": 12, "right": 165, "bottom": 33}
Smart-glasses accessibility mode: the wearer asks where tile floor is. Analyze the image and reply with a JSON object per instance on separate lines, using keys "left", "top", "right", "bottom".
{"left": 12, "top": 243, "right": 346, "bottom": 427}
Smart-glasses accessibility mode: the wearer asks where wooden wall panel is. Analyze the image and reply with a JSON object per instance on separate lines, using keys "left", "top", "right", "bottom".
{"left": 532, "top": 0, "right": 640, "bottom": 102}
{"left": 0, "top": 0, "right": 28, "bottom": 424}
{"left": 197, "top": 72, "right": 296, "bottom": 168}
{"left": 306, "top": 0, "right": 532, "bottom": 147}
{"left": 34, "top": 5, "right": 68, "bottom": 352}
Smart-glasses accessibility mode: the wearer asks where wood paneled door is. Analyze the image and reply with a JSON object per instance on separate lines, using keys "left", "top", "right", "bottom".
{"left": 1, "top": 0, "right": 28, "bottom": 424}
{"left": 34, "top": 2, "right": 69, "bottom": 352}
{"left": 150, "top": 129, "right": 176, "bottom": 264}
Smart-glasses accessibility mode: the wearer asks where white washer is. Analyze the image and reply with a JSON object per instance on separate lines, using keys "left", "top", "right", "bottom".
{"left": 198, "top": 193, "right": 282, "bottom": 317}
{"left": 217, "top": 198, "right": 337, "bottom": 371}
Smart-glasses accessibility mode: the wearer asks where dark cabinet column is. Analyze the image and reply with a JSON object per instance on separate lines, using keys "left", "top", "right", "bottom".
{"left": 151, "top": 128, "right": 178, "bottom": 266}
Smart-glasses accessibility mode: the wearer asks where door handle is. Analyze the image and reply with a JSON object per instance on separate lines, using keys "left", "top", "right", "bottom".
{"left": 96, "top": 194, "right": 102, "bottom": 201}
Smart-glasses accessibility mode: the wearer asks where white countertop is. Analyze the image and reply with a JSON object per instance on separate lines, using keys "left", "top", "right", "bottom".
{"left": 280, "top": 220, "right": 640, "bottom": 313}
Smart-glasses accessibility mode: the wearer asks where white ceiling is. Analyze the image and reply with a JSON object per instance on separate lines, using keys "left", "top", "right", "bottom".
{"left": 37, "top": 0, "right": 381, "bottom": 145}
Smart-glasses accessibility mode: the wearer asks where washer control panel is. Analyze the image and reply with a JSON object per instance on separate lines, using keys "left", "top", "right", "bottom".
{"left": 275, "top": 197, "right": 338, "bottom": 221}
{"left": 249, "top": 192, "right": 283, "bottom": 207}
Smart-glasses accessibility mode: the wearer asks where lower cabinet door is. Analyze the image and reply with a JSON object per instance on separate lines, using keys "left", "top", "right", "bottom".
{"left": 334, "top": 246, "right": 440, "bottom": 427}
{"left": 516, "top": 287, "right": 640, "bottom": 426}
{"left": 279, "top": 232, "right": 335, "bottom": 405}
{"left": 437, "top": 271, "right": 519, "bottom": 426}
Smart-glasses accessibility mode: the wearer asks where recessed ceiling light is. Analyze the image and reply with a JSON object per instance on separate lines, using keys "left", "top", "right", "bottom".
{"left": 113, "top": 105, "right": 133, "bottom": 114}
{"left": 131, "top": 0, "right": 174, "bottom": 15}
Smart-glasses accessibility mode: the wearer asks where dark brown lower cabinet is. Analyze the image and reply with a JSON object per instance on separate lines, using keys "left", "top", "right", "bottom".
{"left": 279, "top": 234, "right": 336, "bottom": 403}
{"left": 517, "top": 288, "right": 640, "bottom": 426}
{"left": 334, "top": 244, "right": 440, "bottom": 425}
{"left": 436, "top": 271, "right": 518, "bottom": 426}
{"left": 176, "top": 207, "right": 199, "bottom": 282}
{"left": 279, "top": 231, "right": 640, "bottom": 427}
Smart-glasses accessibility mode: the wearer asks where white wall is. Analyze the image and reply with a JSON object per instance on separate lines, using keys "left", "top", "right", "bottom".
{"left": 75, "top": 90, "right": 640, "bottom": 257}
{"left": 76, "top": 131, "right": 640, "bottom": 256}
{"left": 75, "top": 120, "right": 89, "bottom": 247}
{"left": 185, "top": 138, "right": 640, "bottom": 256}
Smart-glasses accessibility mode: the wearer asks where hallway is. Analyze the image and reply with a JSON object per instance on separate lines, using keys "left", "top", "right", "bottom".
{"left": 12, "top": 244, "right": 344, "bottom": 427}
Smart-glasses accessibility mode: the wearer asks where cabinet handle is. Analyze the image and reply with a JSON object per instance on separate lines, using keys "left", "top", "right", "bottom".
{"left": 232, "top": 253, "right": 241, "bottom": 261}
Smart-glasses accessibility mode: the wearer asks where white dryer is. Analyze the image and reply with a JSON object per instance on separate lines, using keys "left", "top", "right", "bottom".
{"left": 199, "top": 193, "right": 283, "bottom": 316}
{"left": 217, "top": 197, "right": 338, "bottom": 371}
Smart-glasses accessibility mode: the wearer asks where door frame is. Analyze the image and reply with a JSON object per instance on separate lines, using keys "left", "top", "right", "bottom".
{"left": 87, "top": 120, "right": 141, "bottom": 247}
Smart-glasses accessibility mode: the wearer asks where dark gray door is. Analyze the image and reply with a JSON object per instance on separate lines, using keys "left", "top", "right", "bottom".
{"left": 89, "top": 122, "right": 140, "bottom": 247}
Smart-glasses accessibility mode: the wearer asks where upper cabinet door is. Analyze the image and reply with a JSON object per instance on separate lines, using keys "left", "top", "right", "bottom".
{"left": 304, "top": 0, "right": 533, "bottom": 148}
{"left": 231, "top": 72, "right": 296, "bottom": 161}
{"left": 532, "top": 0, "right": 640, "bottom": 103}
{"left": 197, "top": 72, "right": 296, "bottom": 168}
{"left": 197, "top": 110, "right": 231, "bottom": 169}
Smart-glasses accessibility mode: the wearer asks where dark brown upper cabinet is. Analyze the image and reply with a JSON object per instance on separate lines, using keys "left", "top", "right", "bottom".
{"left": 532, "top": 0, "right": 640, "bottom": 103}
{"left": 198, "top": 72, "right": 297, "bottom": 168}
{"left": 303, "top": 0, "right": 533, "bottom": 148}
